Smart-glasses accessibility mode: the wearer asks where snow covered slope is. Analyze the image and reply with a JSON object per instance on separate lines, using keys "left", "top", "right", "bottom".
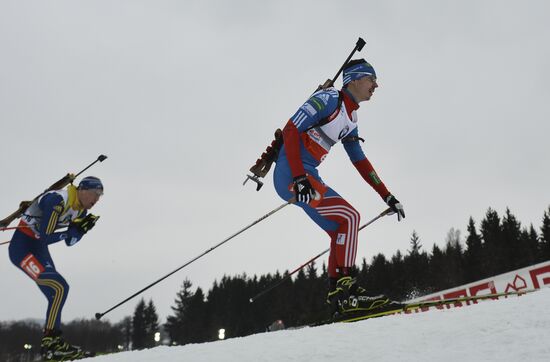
{"left": 93, "top": 288, "right": 550, "bottom": 362}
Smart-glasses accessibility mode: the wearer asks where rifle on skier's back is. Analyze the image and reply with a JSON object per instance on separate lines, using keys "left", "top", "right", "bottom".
{"left": 243, "top": 37, "right": 366, "bottom": 191}
{"left": 0, "top": 155, "right": 107, "bottom": 229}
{"left": 0, "top": 174, "right": 75, "bottom": 228}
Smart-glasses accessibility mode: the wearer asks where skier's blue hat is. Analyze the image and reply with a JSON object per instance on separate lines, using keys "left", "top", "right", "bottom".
{"left": 78, "top": 176, "right": 104, "bottom": 195}
{"left": 343, "top": 59, "right": 376, "bottom": 86}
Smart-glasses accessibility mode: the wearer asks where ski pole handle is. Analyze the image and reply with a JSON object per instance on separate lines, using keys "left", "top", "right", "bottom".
{"left": 359, "top": 207, "right": 392, "bottom": 231}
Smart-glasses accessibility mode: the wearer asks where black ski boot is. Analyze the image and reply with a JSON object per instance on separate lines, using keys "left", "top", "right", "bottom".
{"left": 41, "top": 329, "right": 95, "bottom": 361}
{"left": 327, "top": 276, "right": 399, "bottom": 316}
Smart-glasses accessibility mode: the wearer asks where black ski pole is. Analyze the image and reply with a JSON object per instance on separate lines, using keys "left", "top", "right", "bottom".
{"left": 95, "top": 201, "right": 292, "bottom": 320}
{"left": 249, "top": 207, "right": 391, "bottom": 303}
{"left": 0, "top": 154, "right": 108, "bottom": 228}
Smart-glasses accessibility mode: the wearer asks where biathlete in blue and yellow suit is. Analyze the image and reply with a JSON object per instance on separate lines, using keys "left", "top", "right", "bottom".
{"left": 8, "top": 176, "right": 103, "bottom": 361}
{"left": 273, "top": 59, "right": 406, "bottom": 314}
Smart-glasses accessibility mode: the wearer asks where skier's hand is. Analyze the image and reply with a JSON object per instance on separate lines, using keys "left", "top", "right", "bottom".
{"left": 385, "top": 195, "right": 405, "bottom": 221}
{"left": 293, "top": 175, "right": 316, "bottom": 204}
{"left": 71, "top": 214, "right": 100, "bottom": 234}
{"left": 65, "top": 225, "right": 85, "bottom": 246}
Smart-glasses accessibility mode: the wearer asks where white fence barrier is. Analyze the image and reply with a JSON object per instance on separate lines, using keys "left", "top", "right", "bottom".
{"left": 407, "top": 260, "right": 550, "bottom": 311}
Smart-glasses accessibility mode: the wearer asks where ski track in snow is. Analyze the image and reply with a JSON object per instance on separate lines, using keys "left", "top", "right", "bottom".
{"left": 93, "top": 288, "right": 550, "bottom": 362}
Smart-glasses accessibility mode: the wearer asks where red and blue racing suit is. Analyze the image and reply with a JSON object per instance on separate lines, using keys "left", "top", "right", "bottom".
{"left": 273, "top": 87, "right": 391, "bottom": 278}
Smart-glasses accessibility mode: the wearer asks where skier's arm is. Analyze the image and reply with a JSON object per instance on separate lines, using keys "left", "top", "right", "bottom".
{"left": 37, "top": 193, "right": 71, "bottom": 245}
{"left": 282, "top": 121, "right": 305, "bottom": 177}
{"left": 283, "top": 91, "right": 339, "bottom": 177}
{"left": 343, "top": 129, "right": 405, "bottom": 220}
{"left": 38, "top": 194, "right": 84, "bottom": 246}
{"left": 342, "top": 128, "right": 391, "bottom": 200}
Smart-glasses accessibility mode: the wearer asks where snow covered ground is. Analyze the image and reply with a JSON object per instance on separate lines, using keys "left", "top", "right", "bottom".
{"left": 93, "top": 288, "right": 550, "bottom": 362}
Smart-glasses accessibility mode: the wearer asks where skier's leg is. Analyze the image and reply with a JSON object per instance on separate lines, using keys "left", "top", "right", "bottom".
{"left": 8, "top": 232, "right": 91, "bottom": 359}
{"left": 274, "top": 160, "right": 393, "bottom": 314}
{"left": 36, "top": 270, "right": 70, "bottom": 332}
{"left": 313, "top": 195, "right": 361, "bottom": 278}
{"left": 9, "top": 231, "right": 69, "bottom": 332}
{"left": 274, "top": 161, "right": 361, "bottom": 277}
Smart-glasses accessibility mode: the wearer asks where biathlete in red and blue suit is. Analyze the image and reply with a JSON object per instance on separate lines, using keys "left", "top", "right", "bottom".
{"left": 273, "top": 59, "right": 406, "bottom": 314}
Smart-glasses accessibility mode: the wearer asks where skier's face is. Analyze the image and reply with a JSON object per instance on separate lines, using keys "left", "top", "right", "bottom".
{"left": 78, "top": 189, "right": 102, "bottom": 209}
{"left": 348, "top": 75, "right": 378, "bottom": 103}
{"left": 354, "top": 75, "right": 378, "bottom": 102}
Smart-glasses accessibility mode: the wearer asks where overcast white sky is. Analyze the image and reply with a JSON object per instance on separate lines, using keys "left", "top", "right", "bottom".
{"left": 1, "top": 0, "right": 549, "bottom": 325}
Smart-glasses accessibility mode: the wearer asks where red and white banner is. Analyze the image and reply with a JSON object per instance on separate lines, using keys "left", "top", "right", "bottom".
{"left": 407, "top": 260, "right": 550, "bottom": 311}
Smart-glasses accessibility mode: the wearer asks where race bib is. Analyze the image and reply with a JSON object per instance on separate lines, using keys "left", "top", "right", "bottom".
{"left": 20, "top": 254, "right": 45, "bottom": 280}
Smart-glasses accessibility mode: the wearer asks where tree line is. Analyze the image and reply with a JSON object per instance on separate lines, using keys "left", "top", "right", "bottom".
{"left": 2, "top": 206, "right": 549, "bottom": 360}
{"left": 162, "top": 206, "right": 550, "bottom": 343}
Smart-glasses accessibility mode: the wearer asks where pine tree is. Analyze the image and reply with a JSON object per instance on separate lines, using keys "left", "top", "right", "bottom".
{"left": 305, "top": 261, "right": 326, "bottom": 323}
{"left": 442, "top": 227, "right": 465, "bottom": 287}
{"left": 184, "top": 287, "right": 209, "bottom": 343}
{"left": 464, "top": 217, "right": 484, "bottom": 282}
{"left": 131, "top": 299, "right": 147, "bottom": 350}
{"left": 144, "top": 300, "right": 160, "bottom": 348}
{"left": 293, "top": 268, "right": 309, "bottom": 325}
{"left": 403, "top": 231, "right": 430, "bottom": 298}
{"left": 540, "top": 206, "right": 550, "bottom": 261}
{"left": 480, "top": 208, "right": 502, "bottom": 277}
{"left": 321, "top": 262, "right": 328, "bottom": 279}
{"left": 429, "top": 244, "right": 447, "bottom": 291}
{"left": 408, "top": 230, "right": 422, "bottom": 255}
{"left": 165, "top": 279, "right": 194, "bottom": 345}
{"left": 115, "top": 316, "right": 132, "bottom": 350}
{"left": 264, "top": 271, "right": 291, "bottom": 326}
{"left": 518, "top": 226, "right": 539, "bottom": 267}
{"left": 501, "top": 208, "right": 523, "bottom": 270}
{"left": 389, "top": 250, "right": 406, "bottom": 297}
{"left": 365, "top": 253, "right": 391, "bottom": 297}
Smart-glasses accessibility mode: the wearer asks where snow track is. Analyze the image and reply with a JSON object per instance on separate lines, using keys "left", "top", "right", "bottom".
{"left": 93, "top": 288, "right": 550, "bottom": 362}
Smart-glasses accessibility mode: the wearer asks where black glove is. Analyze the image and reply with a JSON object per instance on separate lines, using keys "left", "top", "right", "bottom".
{"left": 65, "top": 225, "right": 85, "bottom": 246}
{"left": 71, "top": 214, "right": 100, "bottom": 234}
{"left": 293, "top": 175, "right": 315, "bottom": 204}
{"left": 385, "top": 195, "right": 405, "bottom": 221}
